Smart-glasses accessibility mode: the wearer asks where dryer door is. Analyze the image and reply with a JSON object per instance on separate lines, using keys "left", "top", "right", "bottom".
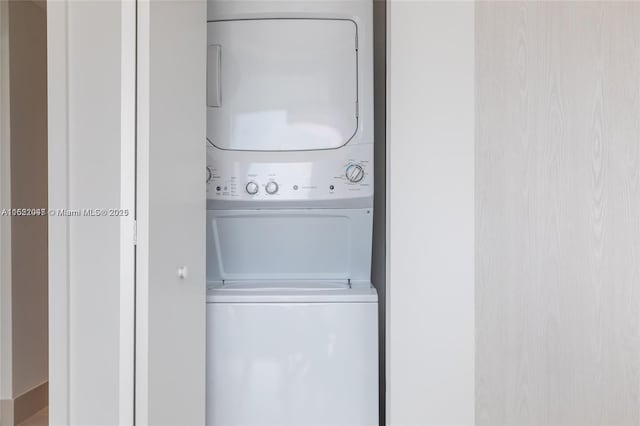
{"left": 207, "top": 19, "right": 358, "bottom": 151}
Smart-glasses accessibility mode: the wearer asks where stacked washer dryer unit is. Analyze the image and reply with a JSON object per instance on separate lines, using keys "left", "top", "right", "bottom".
{"left": 206, "top": 1, "right": 377, "bottom": 425}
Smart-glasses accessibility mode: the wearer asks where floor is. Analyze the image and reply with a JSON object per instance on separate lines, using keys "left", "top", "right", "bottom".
{"left": 17, "top": 406, "right": 48, "bottom": 426}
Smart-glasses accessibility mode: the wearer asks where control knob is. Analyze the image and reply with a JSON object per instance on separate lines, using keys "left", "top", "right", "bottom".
{"left": 345, "top": 164, "right": 365, "bottom": 183}
{"left": 265, "top": 181, "right": 279, "bottom": 195}
{"left": 245, "top": 181, "right": 259, "bottom": 195}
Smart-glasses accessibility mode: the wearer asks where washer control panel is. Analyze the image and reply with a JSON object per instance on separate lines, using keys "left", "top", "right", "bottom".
{"left": 206, "top": 145, "right": 373, "bottom": 201}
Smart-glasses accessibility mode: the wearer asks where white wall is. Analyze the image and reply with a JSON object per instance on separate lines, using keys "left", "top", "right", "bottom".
{"left": 386, "top": 1, "right": 475, "bottom": 424}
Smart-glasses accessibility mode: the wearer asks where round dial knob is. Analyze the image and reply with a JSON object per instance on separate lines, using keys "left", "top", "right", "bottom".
{"left": 265, "top": 181, "right": 279, "bottom": 195}
{"left": 206, "top": 167, "right": 213, "bottom": 183}
{"left": 245, "top": 181, "right": 259, "bottom": 195}
{"left": 345, "top": 164, "right": 365, "bottom": 183}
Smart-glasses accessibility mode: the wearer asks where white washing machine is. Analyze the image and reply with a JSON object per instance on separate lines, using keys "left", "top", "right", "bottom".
{"left": 207, "top": 282, "right": 378, "bottom": 426}
{"left": 205, "top": 1, "right": 377, "bottom": 424}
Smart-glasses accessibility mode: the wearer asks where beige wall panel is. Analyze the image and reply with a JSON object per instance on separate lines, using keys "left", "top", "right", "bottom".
{"left": 8, "top": 0, "right": 48, "bottom": 400}
{"left": 476, "top": 3, "right": 640, "bottom": 425}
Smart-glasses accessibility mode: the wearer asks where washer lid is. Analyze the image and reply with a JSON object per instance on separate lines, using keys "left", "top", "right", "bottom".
{"left": 206, "top": 280, "right": 378, "bottom": 303}
{"left": 207, "top": 19, "right": 359, "bottom": 151}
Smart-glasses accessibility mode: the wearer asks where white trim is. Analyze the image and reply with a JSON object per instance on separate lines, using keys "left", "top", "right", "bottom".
{"left": 119, "top": 1, "right": 136, "bottom": 425}
{"left": 0, "top": 0, "right": 13, "bottom": 407}
{"left": 134, "top": 0, "right": 150, "bottom": 422}
{"left": 384, "top": 0, "right": 390, "bottom": 422}
{"left": 47, "top": 1, "right": 70, "bottom": 424}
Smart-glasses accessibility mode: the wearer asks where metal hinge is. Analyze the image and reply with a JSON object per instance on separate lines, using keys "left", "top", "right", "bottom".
{"left": 133, "top": 220, "right": 137, "bottom": 245}
{"left": 355, "top": 32, "right": 358, "bottom": 50}
{"left": 356, "top": 101, "right": 359, "bottom": 118}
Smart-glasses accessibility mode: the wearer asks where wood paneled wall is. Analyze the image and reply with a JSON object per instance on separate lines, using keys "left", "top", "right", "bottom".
{"left": 476, "top": 3, "right": 640, "bottom": 425}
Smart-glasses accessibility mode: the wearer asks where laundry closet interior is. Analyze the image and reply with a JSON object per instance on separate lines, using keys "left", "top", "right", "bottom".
{"left": 202, "top": 0, "right": 386, "bottom": 425}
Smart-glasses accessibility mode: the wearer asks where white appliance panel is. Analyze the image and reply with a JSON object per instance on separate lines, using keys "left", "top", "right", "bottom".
{"left": 206, "top": 209, "right": 373, "bottom": 283}
{"left": 206, "top": 296, "right": 378, "bottom": 426}
{"left": 207, "top": 19, "right": 358, "bottom": 151}
{"left": 206, "top": 144, "right": 373, "bottom": 203}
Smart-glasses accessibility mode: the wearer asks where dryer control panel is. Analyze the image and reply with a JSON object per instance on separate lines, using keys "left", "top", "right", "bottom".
{"left": 206, "top": 144, "right": 373, "bottom": 202}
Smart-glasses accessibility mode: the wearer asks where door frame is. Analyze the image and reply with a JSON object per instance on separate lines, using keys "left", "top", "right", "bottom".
{"left": 47, "top": 1, "right": 137, "bottom": 424}
{"left": 46, "top": 2, "right": 70, "bottom": 423}
{"left": 119, "top": 0, "right": 137, "bottom": 425}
